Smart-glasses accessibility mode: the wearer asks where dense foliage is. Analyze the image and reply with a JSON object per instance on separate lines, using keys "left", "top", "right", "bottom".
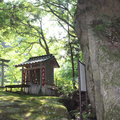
{"left": 0, "top": 0, "right": 82, "bottom": 92}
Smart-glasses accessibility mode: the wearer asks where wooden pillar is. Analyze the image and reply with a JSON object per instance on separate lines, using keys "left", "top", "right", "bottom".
{"left": 28, "top": 70, "right": 30, "bottom": 84}
{"left": 21, "top": 87, "right": 23, "bottom": 92}
{"left": 1, "top": 61, "right": 4, "bottom": 87}
{"left": 28, "top": 70, "right": 30, "bottom": 93}
{"left": 40, "top": 64, "right": 42, "bottom": 92}
{"left": 34, "top": 69, "right": 36, "bottom": 84}
{"left": 0, "top": 59, "right": 9, "bottom": 87}
{"left": 10, "top": 87, "right": 12, "bottom": 92}
{"left": 22, "top": 67, "right": 23, "bottom": 84}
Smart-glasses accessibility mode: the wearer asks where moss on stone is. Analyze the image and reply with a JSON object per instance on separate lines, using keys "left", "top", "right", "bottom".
{"left": 105, "top": 105, "right": 120, "bottom": 120}
{"left": 0, "top": 88, "right": 70, "bottom": 120}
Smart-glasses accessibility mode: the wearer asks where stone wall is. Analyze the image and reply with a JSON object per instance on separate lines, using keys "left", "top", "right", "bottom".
{"left": 75, "top": 0, "right": 120, "bottom": 119}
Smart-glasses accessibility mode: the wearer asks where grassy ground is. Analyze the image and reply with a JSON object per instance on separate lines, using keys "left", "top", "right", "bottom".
{"left": 0, "top": 88, "right": 71, "bottom": 120}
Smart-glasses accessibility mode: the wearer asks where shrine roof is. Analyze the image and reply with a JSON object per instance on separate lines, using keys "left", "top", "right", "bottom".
{"left": 15, "top": 54, "right": 59, "bottom": 68}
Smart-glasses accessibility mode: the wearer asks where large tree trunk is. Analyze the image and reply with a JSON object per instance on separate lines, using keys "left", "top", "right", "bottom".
{"left": 75, "top": 0, "right": 120, "bottom": 120}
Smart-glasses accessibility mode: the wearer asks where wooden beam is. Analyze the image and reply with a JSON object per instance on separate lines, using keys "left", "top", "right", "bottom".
{"left": 5, "top": 84, "right": 30, "bottom": 88}
{"left": 0, "top": 63, "right": 9, "bottom": 67}
{"left": 20, "top": 66, "right": 41, "bottom": 71}
{"left": 0, "top": 59, "right": 10, "bottom": 63}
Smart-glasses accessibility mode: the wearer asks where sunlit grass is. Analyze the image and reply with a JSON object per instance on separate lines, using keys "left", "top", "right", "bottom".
{"left": 0, "top": 88, "right": 70, "bottom": 120}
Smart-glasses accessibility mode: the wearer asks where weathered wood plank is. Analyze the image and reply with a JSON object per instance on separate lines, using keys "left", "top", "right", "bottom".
{"left": 5, "top": 84, "right": 30, "bottom": 88}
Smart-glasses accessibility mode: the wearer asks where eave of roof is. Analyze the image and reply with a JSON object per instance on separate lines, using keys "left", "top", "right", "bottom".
{"left": 15, "top": 54, "right": 59, "bottom": 68}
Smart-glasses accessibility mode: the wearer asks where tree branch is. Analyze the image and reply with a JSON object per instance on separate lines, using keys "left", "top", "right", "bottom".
{"left": 47, "top": 2, "right": 73, "bottom": 17}
{"left": 47, "top": 4, "right": 74, "bottom": 30}
{"left": 58, "top": 21, "right": 76, "bottom": 38}
{"left": 21, "top": 44, "right": 32, "bottom": 55}
{"left": 39, "top": 19, "right": 50, "bottom": 55}
{"left": 39, "top": 38, "right": 46, "bottom": 50}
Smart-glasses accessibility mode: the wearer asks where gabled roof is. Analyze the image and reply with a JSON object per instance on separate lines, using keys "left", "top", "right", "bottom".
{"left": 15, "top": 54, "right": 59, "bottom": 68}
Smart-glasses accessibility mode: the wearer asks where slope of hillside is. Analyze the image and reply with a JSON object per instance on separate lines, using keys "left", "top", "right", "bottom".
{"left": 0, "top": 88, "right": 70, "bottom": 120}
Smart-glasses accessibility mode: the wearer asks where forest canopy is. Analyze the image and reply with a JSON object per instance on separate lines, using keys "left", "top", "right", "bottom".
{"left": 0, "top": 0, "right": 82, "bottom": 93}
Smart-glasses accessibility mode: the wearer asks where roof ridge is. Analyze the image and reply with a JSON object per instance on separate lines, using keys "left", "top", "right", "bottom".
{"left": 15, "top": 54, "right": 60, "bottom": 68}
{"left": 29, "top": 54, "right": 53, "bottom": 61}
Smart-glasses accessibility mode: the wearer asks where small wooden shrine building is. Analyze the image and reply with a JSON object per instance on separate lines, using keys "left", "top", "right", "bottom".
{"left": 15, "top": 54, "right": 59, "bottom": 95}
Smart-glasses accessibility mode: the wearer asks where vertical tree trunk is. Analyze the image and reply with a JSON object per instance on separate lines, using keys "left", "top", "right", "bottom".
{"left": 67, "top": 0, "right": 76, "bottom": 89}
{"left": 69, "top": 42, "right": 76, "bottom": 89}
{"left": 39, "top": 19, "right": 50, "bottom": 55}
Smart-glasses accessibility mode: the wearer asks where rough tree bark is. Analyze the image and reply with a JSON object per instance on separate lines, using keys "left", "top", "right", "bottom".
{"left": 75, "top": 0, "right": 120, "bottom": 119}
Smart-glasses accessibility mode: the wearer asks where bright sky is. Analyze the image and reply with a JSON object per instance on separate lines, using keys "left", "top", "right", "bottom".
{"left": 43, "top": 17, "right": 67, "bottom": 39}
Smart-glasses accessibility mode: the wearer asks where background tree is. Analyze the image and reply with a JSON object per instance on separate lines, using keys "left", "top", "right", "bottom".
{"left": 0, "top": 0, "right": 81, "bottom": 91}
